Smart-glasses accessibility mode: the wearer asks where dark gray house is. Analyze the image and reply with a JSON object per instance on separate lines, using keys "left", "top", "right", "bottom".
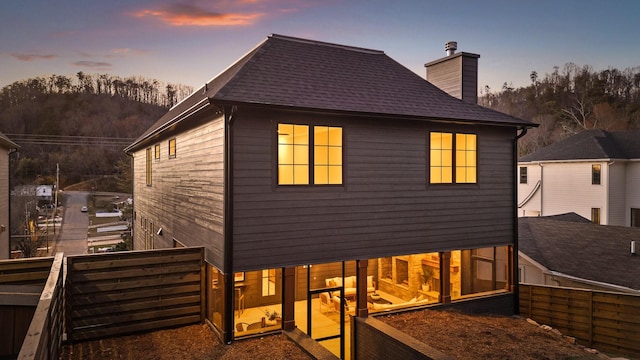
{"left": 125, "top": 34, "right": 534, "bottom": 355}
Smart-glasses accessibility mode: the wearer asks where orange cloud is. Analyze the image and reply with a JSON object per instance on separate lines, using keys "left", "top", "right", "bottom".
{"left": 11, "top": 53, "right": 58, "bottom": 62}
{"left": 133, "top": 3, "right": 264, "bottom": 26}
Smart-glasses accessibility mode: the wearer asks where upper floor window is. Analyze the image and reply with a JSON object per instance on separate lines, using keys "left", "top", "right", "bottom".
{"left": 154, "top": 144, "right": 160, "bottom": 160}
{"left": 314, "top": 126, "right": 343, "bottom": 184}
{"left": 145, "top": 148, "right": 152, "bottom": 186}
{"left": 168, "top": 138, "right": 176, "bottom": 158}
{"left": 592, "top": 164, "right": 601, "bottom": 185}
{"left": 277, "top": 123, "right": 342, "bottom": 185}
{"left": 519, "top": 166, "right": 528, "bottom": 184}
{"left": 429, "top": 132, "right": 477, "bottom": 184}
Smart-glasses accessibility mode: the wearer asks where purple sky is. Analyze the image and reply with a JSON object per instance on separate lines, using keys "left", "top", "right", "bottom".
{"left": 2, "top": 0, "right": 639, "bottom": 93}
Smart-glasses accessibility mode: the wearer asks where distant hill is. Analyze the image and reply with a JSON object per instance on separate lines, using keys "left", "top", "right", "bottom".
{"left": 479, "top": 63, "right": 640, "bottom": 156}
{"left": 0, "top": 73, "right": 193, "bottom": 191}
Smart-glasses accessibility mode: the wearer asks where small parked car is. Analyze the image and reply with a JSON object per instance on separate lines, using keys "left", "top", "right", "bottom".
{"left": 81, "top": 206, "right": 88, "bottom": 212}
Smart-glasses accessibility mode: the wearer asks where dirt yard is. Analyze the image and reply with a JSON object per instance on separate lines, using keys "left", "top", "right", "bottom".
{"left": 59, "top": 324, "right": 312, "bottom": 360}
{"left": 60, "top": 310, "right": 615, "bottom": 360}
{"left": 378, "top": 309, "right": 610, "bottom": 360}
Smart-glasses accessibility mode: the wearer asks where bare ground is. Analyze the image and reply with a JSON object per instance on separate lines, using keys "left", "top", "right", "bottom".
{"left": 59, "top": 324, "right": 312, "bottom": 360}
{"left": 378, "top": 309, "right": 609, "bottom": 360}
{"left": 61, "top": 310, "right": 615, "bottom": 360}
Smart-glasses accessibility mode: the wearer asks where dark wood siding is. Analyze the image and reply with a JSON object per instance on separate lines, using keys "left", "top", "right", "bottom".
{"left": 132, "top": 110, "right": 226, "bottom": 268}
{"left": 426, "top": 53, "right": 478, "bottom": 104}
{"left": 461, "top": 55, "right": 479, "bottom": 104}
{"left": 232, "top": 109, "right": 515, "bottom": 270}
{"left": 426, "top": 56, "right": 462, "bottom": 99}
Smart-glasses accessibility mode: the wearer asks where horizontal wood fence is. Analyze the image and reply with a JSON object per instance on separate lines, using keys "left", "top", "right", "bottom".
{"left": 66, "top": 247, "right": 205, "bottom": 342}
{"left": 0, "top": 256, "right": 54, "bottom": 285}
{"left": 0, "top": 255, "right": 55, "bottom": 358}
{"left": 18, "top": 252, "right": 65, "bottom": 360}
{"left": 519, "top": 284, "right": 640, "bottom": 358}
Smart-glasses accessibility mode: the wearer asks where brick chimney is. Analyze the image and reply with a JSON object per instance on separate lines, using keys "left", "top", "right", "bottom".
{"left": 425, "top": 41, "right": 480, "bottom": 104}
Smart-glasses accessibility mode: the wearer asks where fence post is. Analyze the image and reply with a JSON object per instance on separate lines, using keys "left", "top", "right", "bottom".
{"left": 528, "top": 285, "right": 533, "bottom": 318}
{"left": 200, "top": 248, "right": 206, "bottom": 323}
{"left": 588, "top": 290, "right": 593, "bottom": 347}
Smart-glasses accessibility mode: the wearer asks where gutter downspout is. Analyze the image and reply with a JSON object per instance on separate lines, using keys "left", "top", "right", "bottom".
{"left": 606, "top": 161, "right": 615, "bottom": 225}
{"left": 223, "top": 105, "right": 236, "bottom": 344}
{"left": 538, "top": 163, "right": 543, "bottom": 217}
{"left": 513, "top": 127, "right": 528, "bottom": 315}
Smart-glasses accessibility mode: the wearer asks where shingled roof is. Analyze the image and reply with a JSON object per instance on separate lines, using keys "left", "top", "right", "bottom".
{"left": 0, "top": 131, "right": 19, "bottom": 150}
{"left": 127, "top": 34, "right": 532, "bottom": 151}
{"left": 519, "top": 215, "right": 640, "bottom": 291}
{"left": 519, "top": 129, "right": 640, "bottom": 162}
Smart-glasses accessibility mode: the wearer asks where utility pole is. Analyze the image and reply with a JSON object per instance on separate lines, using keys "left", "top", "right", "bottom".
{"left": 54, "top": 163, "right": 59, "bottom": 235}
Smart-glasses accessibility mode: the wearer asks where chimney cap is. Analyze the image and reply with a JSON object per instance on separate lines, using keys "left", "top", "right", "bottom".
{"left": 445, "top": 41, "right": 457, "bottom": 56}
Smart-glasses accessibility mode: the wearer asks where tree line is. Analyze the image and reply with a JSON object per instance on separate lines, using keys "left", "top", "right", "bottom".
{"left": 480, "top": 63, "right": 640, "bottom": 155}
{"left": 1, "top": 72, "right": 193, "bottom": 109}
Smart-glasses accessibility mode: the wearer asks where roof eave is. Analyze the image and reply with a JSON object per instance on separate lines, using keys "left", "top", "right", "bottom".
{"left": 124, "top": 98, "right": 212, "bottom": 153}
{"left": 210, "top": 99, "right": 535, "bottom": 128}
{"left": 518, "top": 158, "right": 627, "bottom": 164}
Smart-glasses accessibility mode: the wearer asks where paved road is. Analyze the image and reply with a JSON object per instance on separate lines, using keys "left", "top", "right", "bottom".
{"left": 55, "top": 191, "right": 90, "bottom": 256}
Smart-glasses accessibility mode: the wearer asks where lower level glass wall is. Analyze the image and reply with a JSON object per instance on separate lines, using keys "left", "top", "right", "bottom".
{"left": 369, "top": 252, "right": 440, "bottom": 313}
{"left": 450, "top": 246, "right": 508, "bottom": 300}
{"left": 206, "top": 264, "right": 225, "bottom": 332}
{"left": 369, "top": 246, "right": 509, "bottom": 313}
{"left": 233, "top": 269, "right": 283, "bottom": 338}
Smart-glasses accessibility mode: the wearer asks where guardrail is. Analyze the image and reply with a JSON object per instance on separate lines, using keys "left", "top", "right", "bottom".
{"left": 0, "top": 255, "right": 56, "bottom": 358}
{"left": 17, "top": 253, "right": 65, "bottom": 360}
{"left": 65, "top": 247, "right": 205, "bottom": 342}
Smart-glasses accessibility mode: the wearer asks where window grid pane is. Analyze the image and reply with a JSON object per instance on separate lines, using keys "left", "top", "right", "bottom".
{"left": 430, "top": 132, "right": 453, "bottom": 183}
{"left": 278, "top": 124, "right": 309, "bottom": 185}
{"left": 168, "top": 139, "right": 176, "bottom": 158}
{"left": 455, "top": 134, "right": 477, "bottom": 183}
{"left": 145, "top": 148, "right": 152, "bottom": 186}
{"left": 314, "top": 126, "right": 342, "bottom": 185}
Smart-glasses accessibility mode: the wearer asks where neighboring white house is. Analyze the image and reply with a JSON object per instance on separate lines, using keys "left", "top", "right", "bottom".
{"left": 0, "top": 132, "right": 18, "bottom": 259}
{"left": 518, "top": 129, "right": 640, "bottom": 226}
{"left": 519, "top": 213, "right": 640, "bottom": 294}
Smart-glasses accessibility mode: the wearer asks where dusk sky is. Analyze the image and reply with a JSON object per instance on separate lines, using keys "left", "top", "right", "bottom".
{"left": 2, "top": 0, "right": 639, "bottom": 93}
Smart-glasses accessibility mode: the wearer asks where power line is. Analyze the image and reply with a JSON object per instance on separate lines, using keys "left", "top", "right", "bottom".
{"left": 5, "top": 133, "right": 135, "bottom": 147}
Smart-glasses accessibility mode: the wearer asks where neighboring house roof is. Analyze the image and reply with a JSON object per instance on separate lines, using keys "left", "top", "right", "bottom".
{"left": 0, "top": 130, "right": 19, "bottom": 150}
{"left": 519, "top": 214, "right": 640, "bottom": 290}
{"left": 127, "top": 34, "right": 533, "bottom": 152}
{"left": 519, "top": 128, "right": 640, "bottom": 162}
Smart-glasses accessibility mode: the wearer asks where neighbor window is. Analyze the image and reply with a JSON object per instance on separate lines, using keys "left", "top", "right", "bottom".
{"left": 519, "top": 166, "right": 528, "bottom": 184}
{"left": 145, "top": 148, "right": 152, "bottom": 186}
{"left": 632, "top": 208, "right": 640, "bottom": 227}
{"left": 154, "top": 144, "right": 160, "bottom": 159}
{"left": 278, "top": 123, "right": 343, "bottom": 185}
{"left": 591, "top": 208, "right": 601, "bottom": 224}
{"left": 430, "top": 132, "right": 476, "bottom": 184}
{"left": 592, "top": 164, "right": 601, "bottom": 185}
{"left": 168, "top": 138, "right": 176, "bottom": 158}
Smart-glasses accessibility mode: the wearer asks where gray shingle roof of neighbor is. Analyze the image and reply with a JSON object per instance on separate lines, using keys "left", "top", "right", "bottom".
{"left": 127, "top": 34, "right": 533, "bottom": 151}
{"left": 519, "top": 128, "right": 640, "bottom": 162}
{"left": 519, "top": 214, "right": 640, "bottom": 290}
